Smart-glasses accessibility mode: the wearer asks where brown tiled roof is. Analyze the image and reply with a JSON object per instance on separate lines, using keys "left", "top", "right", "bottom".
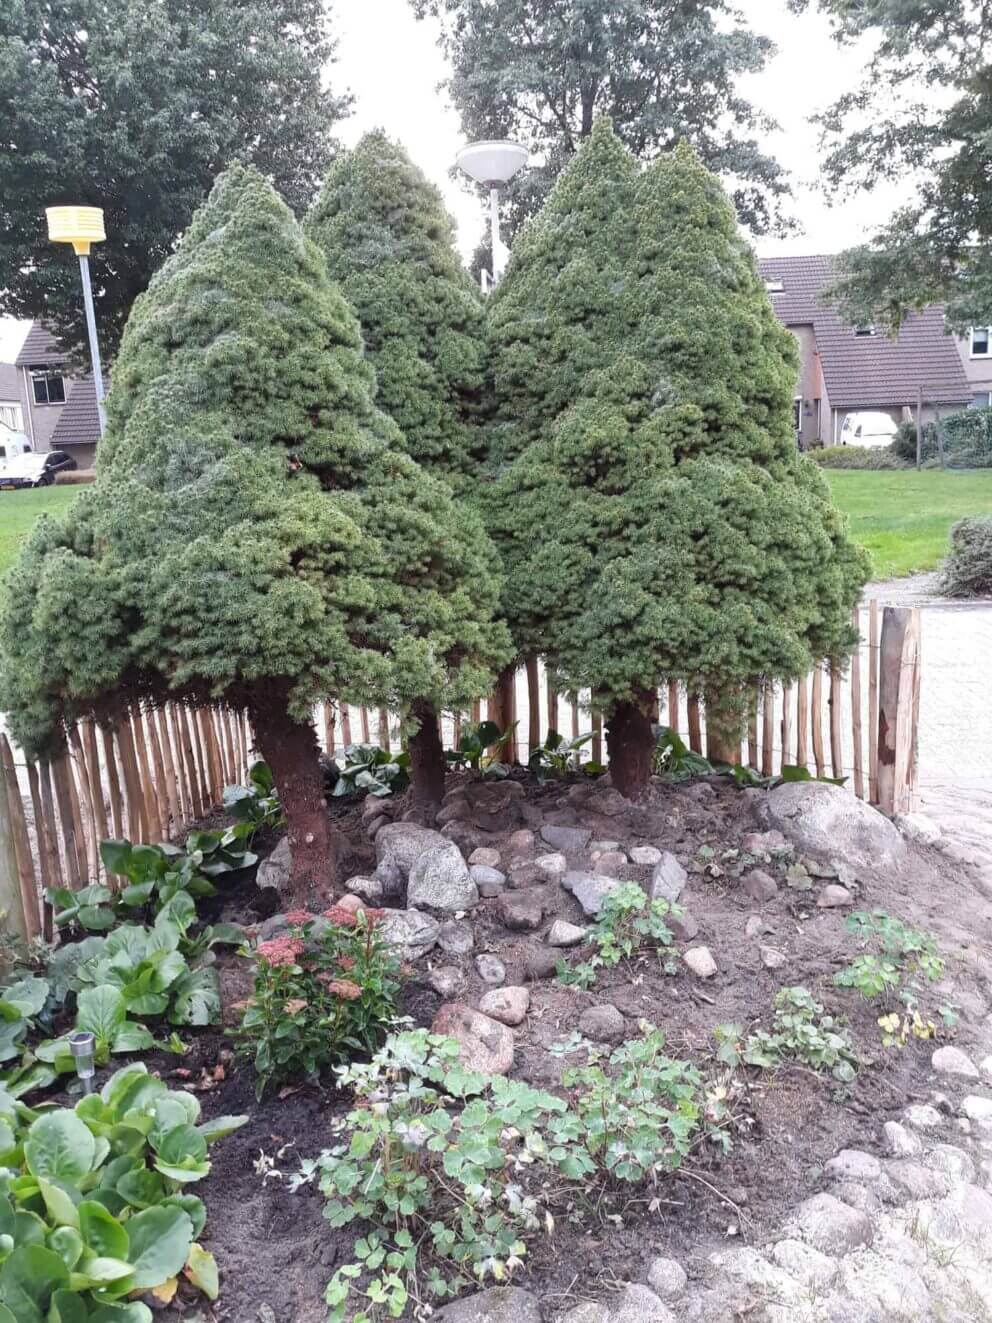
{"left": 50, "top": 376, "right": 101, "bottom": 447}
{"left": 14, "top": 321, "right": 66, "bottom": 368}
{"left": 758, "top": 255, "right": 971, "bottom": 409}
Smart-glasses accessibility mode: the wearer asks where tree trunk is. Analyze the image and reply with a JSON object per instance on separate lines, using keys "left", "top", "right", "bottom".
{"left": 247, "top": 687, "right": 336, "bottom": 903}
{"left": 704, "top": 687, "right": 743, "bottom": 767}
{"left": 489, "top": 663, "right": 518, "bottom": 763}
{"left": 408, "top": 698, "right": 446, "bottom": 810}
{"left": 605, "top": 691, "right": 656, "bottom": 800}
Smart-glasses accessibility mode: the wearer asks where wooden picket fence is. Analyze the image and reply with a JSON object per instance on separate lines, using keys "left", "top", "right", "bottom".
{"left": 0, "top": 602, "right": 920, "bottom": 943}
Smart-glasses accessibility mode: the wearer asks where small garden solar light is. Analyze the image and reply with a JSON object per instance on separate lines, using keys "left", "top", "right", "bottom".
{"left": 45, "top": 205, "right": 108, "bottom": 436}
{"left": 455, "top": 140, "right": 529, "bottom": 289}
{"left": 69, "top": 1030, "right": 96, "bottom": 1094}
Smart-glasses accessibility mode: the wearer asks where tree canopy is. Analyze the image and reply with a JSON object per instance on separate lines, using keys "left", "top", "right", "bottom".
{"left": 411, "top": 0, "right": 792, "bottom": 250}
{"left": 0, "top": 0, "right": 349, "bottom": 358}
{"left": 791, "top": 0, "right": 992, "bottom": 333}
{"left": 306, "top": 131, "right": 488, "bottom": 487}
{"left": 486, "top": 124, "right": 868, "bottom": 792}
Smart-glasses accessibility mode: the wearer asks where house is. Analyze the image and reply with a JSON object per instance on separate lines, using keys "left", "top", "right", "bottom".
{"left": 758, "top": 255, "right": 974, "bottom": 447}
{"left": 6, "top": 321, "right": 101, "bottom": 470}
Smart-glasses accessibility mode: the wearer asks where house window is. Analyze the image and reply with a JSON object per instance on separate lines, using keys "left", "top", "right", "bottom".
{"left": 765, "top": 279, "right": 784, "bottom": 294}
{"left": 969, "top": 392, "right": 992, "bottom": 409}
{"left": 0, "top": 402, "right": 22, "bottom": 430}
{"left": 970, "top": 327, "right": 992, "bottom": 358}
{"left": 854, "top": 325, "right": 876, "bottom": 337}
{"left": 31, "top": 370, "right": 66, "bottom": 405}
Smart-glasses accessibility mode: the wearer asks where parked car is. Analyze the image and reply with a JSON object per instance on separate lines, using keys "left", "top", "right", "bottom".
{"left": 0, "top": 450, "right": 77, "bottom": 490}
{"left": 840, "top": 411, "right": 899, "bottom": 449}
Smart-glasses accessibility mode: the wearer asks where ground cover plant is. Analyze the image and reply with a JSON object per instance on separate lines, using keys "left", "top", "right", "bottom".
{"left": 555, "top": 883, "right": 677, "bottom": 989}
{"left": 941, "top": 515, "right": 992, "bottom": 597}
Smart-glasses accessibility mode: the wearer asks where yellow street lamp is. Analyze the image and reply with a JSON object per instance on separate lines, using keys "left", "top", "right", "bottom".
{"left": 45, "top": 205, "right": 108, "bottom": 435}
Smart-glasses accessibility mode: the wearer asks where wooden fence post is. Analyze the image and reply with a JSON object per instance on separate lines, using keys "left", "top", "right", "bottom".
{"left": 667, "top": 682, "right": 679, "bottom": 735}
{"left": 761, "top": 685, "right": 775, "bottom": 776}
{"left": 810, "top": 666, "right": 825, "bottom": 778}
{"left": 0, "top": 745, "right": 31, "bottom": 943}
{"left": 26, "top": 762, "right": 57, "bottom": 939}
{"left": 687, "top": 695, "right": 702, "bottom": 754}
{"left": 100, "top": 721, "right": 125, "bottom": 840}
{"left": 877, "top": 606, "right": 921, "bottom": 814}
{"left": 850, "top": 608, "right": 865, "bottom": 800}
{"left": 829, "top": 665, "right": 844, "bottom": 780}
{"left": 546, "top": 676, "right": 558, "bottom": 738}
{"left": 525, "top": 657, "right": 541, "bottom": 759}
{"left": 0, "top": 735, "right": 38, "bottom": 940}
{"left": 796, "top": 675, "right": 809, "bottom": 769}
{"left": 868, "top": 600, "right": 880, "bottom": 804}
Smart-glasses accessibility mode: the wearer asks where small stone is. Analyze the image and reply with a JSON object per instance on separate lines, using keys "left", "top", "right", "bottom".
{"left": 882, "top": 1121, "right": 921, "bottom": 1156}
{"left": 344, "top": 875, "right": 384, "bottom": 904}
{"left": 438, "top": 920, "right": 475, "bottom": 955}
{"left": 770, "top": 1239, "right": 837, "bottom": 1289}
{"left": 432, "top": 1004, "right": 514, "bottom": 1075}
{"left": 507, "top": 860, "right": 541, "bottom": 889}
{"left": 475, "top": 953, "right": 506, "bottom": 986}
{"left": 377, "top": 908, "right": 440, "bottom": 960}
{"left": 817, "top": 884, "right": 853, "bottom": 908}
{"left": 578, "top": 1003, "right": 626, "bottom": 1043}
{"left": 534, "top": 852, "right": 567, "bottom": 878}
{"left": 961, "top": 1095, "right": 992, "bottom": 1123}
{"left": 825, "top": 1149, "right": 882, "bottom": 1182}
{"left": 375, "top": 822, "right": 450, "bottom": 879}
{"left": 521, "top": 944, "right": 558, "bottom": 981}
{"left": 646, "top": 1257, "right": 688, "bottom": 1300}
{"left": 479, "top": 986, "right": 530, "bottom": 1026}
{"left": 791, "top": 1192, "right": 873, "bottom": 1253}
{"left": 336, "top": 894, "right": 363, "bottom": 914}
{"left": 541, "top": 824, "right": 592, "bottom": 852}
{"left": 668, "top": 911, "right": 699, "bottom": 941}
{"left": 903, "top": 1102, "right": 943, "bottom": 1131}
{"left": 257, "top": 836, "right": 291, "bottom": 889}
{"left": 561, "top": 871, "right": 623, "bottom": 917}
{"left": 589, "top": 839, "right": 621, "bottom": 853}
{"left": 893, "top": 812, "right": 942, "bottom": 845}
{"left": 593, "top": 850, "right": 627, "bottom": 877}
{"left": 611, "top": 1284, "right": 677, "bottom": 1323}
{"left": 560, "top": 1306, "right": 609, "bottom": 1323}
{"left": 546, "top": 919, "right": 587, "bottom": 947}
{"left": 470, "top": 865, "right": 507, "bottom": 896}
{"left": 497, "top": 892, "right": 544, "bottom": 932}
{"left": 436, "top": 799, "right": 470, "bottom": 825}
{"left": 932, "top": 1046, "right": 979, "bottom": 1078}
{"left": 506, "top": 829, "right": 535, "bottom": 855}
{"left": 434, "top": 1286, "right": 541, "bottom": 1323}
{"left": 430, "top": 966, "right": 464, "bottom": 998}
{"left": 745, "top": 914, "right": 773, "bottom": 939}
{"left": 650, "top": 853, "right": 688, "bottom": 903}
{"left": 742, "top": 869, "right": 778, "bottom": 902}
{"left": 630, "top": 845, "right": 663, "bottom": 866}
{"left": 683, "top": 946, "right": 717, "bottom": 978}
{"left": 742, "top": 829, "right": 790, "bottom": 857}
{"left": 363, "top": 793, "right": 393, "bottom": 820}
{"left": 408, "top": 842, "right": 479, "bottom": 912}
{"left": 760, "top": 945, "right": 787, "bottom": 970}
{"left": 884, "top": 1160, "right": 949, "bottom": 1199}
{"left": 928, "top": 1143, "right": 976, "bottom": 1182}
{"left": 469, "top": 847, "right": 502, "bottom": 869}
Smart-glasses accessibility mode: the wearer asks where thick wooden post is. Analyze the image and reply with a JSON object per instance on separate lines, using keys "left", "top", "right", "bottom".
{"left": 667, "top": 682, "right": 679, "bottom": 735}
{"left": 811, "top": 665, "right": 825, "bottom": 778}
{"left": 100, "top": 721, "right": 125, "bottom": 839}
{"left": 489, "top": 664, "right": 519, "bottom": 764}
{"left": 0, "top": 735, "right": 38, "bottom": 940}
{"left": 525, "top": 656, "right": 541, "bottom": 759}
{"left": 546, "top": 676, "right": 558, "bottom": 738}
{"left": 877, "top": 606, "right": 921, "bottom": 814}
{"left": 0, "top": 746, "right": 30, "bottom": 944}
{"left": 829, "top": 665, "right": 844, "bottom": 780}
{"left": 796, "top": 674, "right": 809, "bottom": 769}
{"left": 868, "top": 600, "right": 880, "bottom": 803}
{"left": 850, "top": 609, "right": 865, "bottom": 800}
{"left": 687, "top": 695, "right": 702, "bottom": 754}
{"left": 761, "top": 685, "right": 775, "bottom": 776}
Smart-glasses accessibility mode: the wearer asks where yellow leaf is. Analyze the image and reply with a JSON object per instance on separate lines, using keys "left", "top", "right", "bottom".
{"left": 151, "top": 1277, "right": 178, "bottom": 1304}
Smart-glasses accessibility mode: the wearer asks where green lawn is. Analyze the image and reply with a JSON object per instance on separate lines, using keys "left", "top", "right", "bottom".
{"left": 0, "top": 487, "right": 81, "bottom": 578}
{"left": 824, "top": 469, "right": 992, "bottom": 579}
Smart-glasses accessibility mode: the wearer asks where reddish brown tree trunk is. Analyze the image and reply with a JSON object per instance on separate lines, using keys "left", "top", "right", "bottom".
{"left": 605, "top": 691, "right": 656, "bottom": 800}
{"left": 247, "top": 687, "right": 337, "bottom": 903}
{"left": 704, "top": 687, "right": 742, "bottom": 766}
{"left": 489, "top": 663, "right": 518, "bottom": 763}
{"left": 408, "top": 698, "right": 446, "bottom": 809}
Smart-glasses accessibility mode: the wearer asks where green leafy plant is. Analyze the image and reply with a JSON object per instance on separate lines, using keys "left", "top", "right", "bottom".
{"left": 238, "top": 907, "right": 401, "bottom": 1098}
{"left": 333, "top": 744, "right": 412, "bottom": 798}
{"left": 0, "top": 976, "right": 60, "bottom": 1099}
{"left": 556, "top": 883, "right": 677, "bottom": 989}
{"left": 719, "top": 986, "right": 859, "bottom": 1082}
{"left": 652, "top": 727, "right": 714, "bottom": 781}
{"left": 834, "top": 911, "right": 945, "bottom": 1043}
{"left": 222, "top": 759, "right": 284, "bottom": 836}
{"left": 445, "top": 720, "right": 514, "bottom": 775}
{"left": 0, "top": 1061, "right": 246, "bottom": 1320}
{"left": 528, "top": 729, "right": 598, "bottom": 781}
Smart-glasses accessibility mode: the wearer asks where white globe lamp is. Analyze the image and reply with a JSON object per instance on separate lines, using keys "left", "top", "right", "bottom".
{"left": 455, "top": 140, "right": 529, "bottom": 288}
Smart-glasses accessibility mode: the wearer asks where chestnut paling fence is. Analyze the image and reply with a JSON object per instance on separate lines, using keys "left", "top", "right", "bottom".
{"left": 0, "top": 602, "right": 920, "bottom": 943}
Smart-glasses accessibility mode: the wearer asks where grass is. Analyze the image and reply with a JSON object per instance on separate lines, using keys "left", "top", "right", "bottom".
{"left": 825, "top": 469, "right": 992, "bottom": 579}
{"left": 0, "top": 486, "right": 81, "bottom": 578}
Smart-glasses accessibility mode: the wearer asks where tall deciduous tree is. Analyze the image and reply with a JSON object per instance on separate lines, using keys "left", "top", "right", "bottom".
{"left": 488, "top": 125, "right": 868, "bottom": 796}
{"left": 0, "top": 167, "right": 508, "bottom": 896}
{"left": 411, "top": 0, "right": 792, "bottom": 250}
{"left": 791, "top": 0, "right": 992, "bottom": 332}
{"left": 0, "top": 0, "right": 349, "bottom": 358}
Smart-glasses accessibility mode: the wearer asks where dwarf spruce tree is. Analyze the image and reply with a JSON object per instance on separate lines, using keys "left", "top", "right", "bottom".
{"left": 490, "top": 138, "right": 868, "bottom": 797}
{"left": 0, "top": 166, "right": 508, "bottom": 895}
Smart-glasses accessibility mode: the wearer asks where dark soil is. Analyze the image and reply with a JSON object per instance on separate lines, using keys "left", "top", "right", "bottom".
{"left": 143, "top": 772, "right": 992, "bottom": 1321}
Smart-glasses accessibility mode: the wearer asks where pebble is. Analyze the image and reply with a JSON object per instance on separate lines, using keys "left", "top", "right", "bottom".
{"left": 745, "top": 914, "right": 774, "bottom": 938}
{"left": 760, "top": 944, "right": 787, "bottom": 970}
{"left": 479, "top": 985, "right": 530, "bottom": 1026}
{"left": 683, "top": 945, "right": 717, "bottom": 978}
{"left": 646, "top": 1257, "right": 688, "bottom": 1300}
{"left": 534, "top": 852, "right": 567, "bottom": 878}
{"left": 932, "top": 1046, "right": 979, "bottom": 1078}
{"left": 562, "top": 871, "right": 623, "bottom": 917}
{"left": 589, "top": 839, "right": 621, "bottom": 853}
{"left": 344, "top": 875, "right": 384, "bottom": 903}
{"left": 825, "top": 1149, "right": 882, "bottom": 1182}
{"left": 506, "top": 829, "right": 535, "bottom": 855}
{"left": 432, "top": 1004, "right": 514, "bottom": 1076}
{"left": 578, "top": 1003, "right": 626, "bottom": 1043}
{"left": 742, "top": 869, "right": 778, "bottom": 902}
{"left": 593, "top": 850, "right": 627, "bottom": 877}
{"left": 903, "top": 1103, "right": 944, "bottom": 1131}
{"left": 882, "top": 1121, "right": 921, "bottom": 1156}
{"left": 470, "top": 865, "right": 507, "bottom": 896}
{"left": 668, "top": 912, "right": 699, "bottom": 941}
{"left": 630, "top": 845, "right": 663, "bottom": 866}
{"left": 475, "top": 953, "right": 506, "bottom": 986}
{"left": 437, "top": 920, "right": 475, "bottom": 956}
{"left": 961, "top": 1095, "right": 992, "bottom": 1123}
{"left": 468, "top": 847, "right": 501, "bottom": 869}
{"left": 650, "top": 853, "right": 688, "bottom": 903}
{"left": 497, "top": 891, "right": 544, "bottom": 931}
{"left": 791, "top": 1192, "right": 873, "bottom": 1253}
{"left": 521, "top": 944, "right": 558, "bottom": 981}
{"left": 429, "top": 966, "right": 464, "bottom": 998}
{"left": 817, "top": 884, "right": 853, "bottom": 907}
{"left": 541, "top": 824, "right": 592, "bottom": 852}
{"left": 546, "top": 919, "right": 588, "bottom": 947}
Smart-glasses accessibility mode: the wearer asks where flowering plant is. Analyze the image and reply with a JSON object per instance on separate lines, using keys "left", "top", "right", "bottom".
{"left": 238, "top": 906, "right": 400, "bottom": 1098}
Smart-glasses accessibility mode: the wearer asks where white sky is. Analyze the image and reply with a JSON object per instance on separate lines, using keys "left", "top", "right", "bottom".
{"left": 0, "top": 0, "right": 904, "bottom": 363}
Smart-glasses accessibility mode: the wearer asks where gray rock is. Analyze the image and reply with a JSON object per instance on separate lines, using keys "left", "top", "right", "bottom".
{"left": 377, "top": 908, "right": 440, "bottom": 960}
{"left": 562, "top": 871, "right": 623, "bottom": 917}
{"left": 436, "top": 799, "right": 469, "bottom": 825}
{"left": 885, "top": 1159, "right": 949, "bottom": 1199}
{"left": 438, "top": 920, "right": 475, "bottom": 955}
{"left": 837, "top": 1252, "right": 930, "bottom": 1320}
{"left": 668, "top": 912, "right": 699, "bottom": 941}
{"left": 374, "top": 859, "right": 406, "bottom": 899}
{"left": 471, "top": 865, "right": 507, "bottom": 896}
{"left": 683, "top": 946, "right": 717, "bottom": 978}
{"left": 932, "top": 1045, "right": 979, "bottom": 1078}
{"left": 594, "top": 850, "right": 627, "bottom": 877}
{"left": 741, "top": 829, "right": 790, "bottom": 857}
{"left": 344, "top": 874, "right": 384, "bottom": 904}
{"left": 363, "top": 794, "right": 393, "bottom": 820}
{"left": 742, "top": 868, "right": 777, "bottom": 902}
{"left": 650, "top": 853, "right": 688, "bottom": 903}
{"left": 646, "top": 1257, "right": 688, "bottom": 1300}
{"left": 469, "top": 847, "right": 501, "bottom": 869}
{"left": 506, "top": 829, "right": 535, "bottom": 855}
{"left": 961, "top": 1095, "right": 992, "bottom": 1123}
{"left": 432, "top": 1004, "right": 514, "bottom": 1076}
{"left": 791, "top": 1192, "right": 873, "bottom": 1253}
{"left": 893, "top": 812, "right": 942, "bottom": 845}
{"left": 507, "top": 860, "right": 542, "bottom": 889}
{"left": 497, "top": 891, "right": 544, "bottom": 932}
{"left": 758, "top": 781, "right": 906, "bottom": 872}
{"left": 825, "top": 1149, "right": 882, "bottom": 1182}
{"left": 521, "top": 944, "right": 558, "bottom": 981}
{"left": 408, "top": 842, "right": 479, "bottom": 912}
{"left": 745, "top": 914, "right": 774, "bottom": 939}
{"left": 760, "top": 944, "right": 787, "bottom": 970}
{"left": 817, "top": 884, "right": 854, "bottom": 908}
{"left": 830, "top": 1180, "right": 882, "bottom": 1214}
{"left": 535, "top": 852, "right": 567, "bottom": 878}
{"left": 560, "top": 1305, "right": 609, "bottom": 1323}
{"left": 770, "top": 1239, "right": 837, "bottom": 1289}
{"left": 434, "top": 1286, "right": 540, "bottom": 1323}
{"left": 375, "top": 822, "right": 451, "bottom": 879}
{"left": 257, "top": 836, "right": 290, "bottom": 889}
{"left": 479, "top": 985, "right": 530, "bottom": 1026}
{"left": 578, "top": 1003, "right": 626, "bottom": 1043}
{"left": 546, "top": 919, "right": 587, "bottom": 947}
{"left": 611, "top": 1284, "right": 678, "bottom": 1323}
{"left": 882, "top": 1121, "right": 921, "bottom": 1156}
{"left": 258, "top": 910, "right": 293, "bottom": 940}
{"left": 630, "top": 845, "right": 663, "bottom": 866}
{"left": 903, "top": 1102, "right": 943, "bottom": 1131}
{"left": 928, "top": 1142, "right": 976, "bottom": 1182}
{"left": 541, "top": 824, "right": 592, "bottom": 852}
{"left": 429, "top": 966, "right": 464, "bottom": 997}
{"left": 707, "top": 1246, "right": 797, "bottom": 1299}
{"left": 475, "top": 952, "right": 506, "bottom": 986}
{"left": 589, "top": 839, "right": 621, "bottom": 854}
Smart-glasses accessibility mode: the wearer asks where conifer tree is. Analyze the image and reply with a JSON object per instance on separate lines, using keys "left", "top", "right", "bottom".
{"left": 489, "top": 135, "right": 869, "bottom": 797}
{"left": 0, "top": 166, "right": 508, "bottom": 895}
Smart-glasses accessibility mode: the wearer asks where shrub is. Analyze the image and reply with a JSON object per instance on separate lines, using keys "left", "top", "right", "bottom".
{"left": 332, "top": 743, "right": 411, "bottom": 799}
{"left": 941, "top": 515, "right": 992, "bottom": 596}
{"left": 556, "top": 882, "right": 678, "bottom": 988}
{"left": 810, "top": 445, "right": 904, "bottom": 470}
{"left": 717, "top": 986, "right": 858, "bottom": 1082}
{"left": 238, "top": 908, "right": 400, "bottom": 1098}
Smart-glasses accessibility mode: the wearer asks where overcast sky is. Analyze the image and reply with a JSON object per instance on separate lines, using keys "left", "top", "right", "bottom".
{"left": 1, "top": 0, "right": 901, "bottom": 362}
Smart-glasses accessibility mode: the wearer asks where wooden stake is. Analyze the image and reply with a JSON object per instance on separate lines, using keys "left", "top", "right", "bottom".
{"left": 81, "top": 718, "right": 109, "bottom": 859}
{"left": 796, "top": 674, "right": 809, "bottom": 769}
{"left": 340, "top": 703, "right": 353, "bottom": 748}
{"left": 0, "top": 735, "right": 39, "bottom": 940}
{"left": 687, "top": 695, "right": 702, "bottom": 754}
{"left": 829, "top": 664, "right": 843, "bottom": 780}
{"left": 64, "top": 743, "right": 90, "bottom": 881}
{"left": 747, "top": 688, "right": 759, "bottom": 769}
{"left": 115, "top": 716, "right": 147, "bottom": 841}
{"left": 761, "top": 685, "right": 775, "bottom": 776}
{"left": 146, "top": 709, "right": 174, "bottom": 837}
{"left": 878, "top": 607, "right": 921, "bottom": 814}
{"left": 131, "top": 709, "right": 162, "bottom": 841}
{"left": 667, "top": 682, "right": 679, "bottom": 734}
{"left": 323, "top": 700, "right": 335, "bottom": 757}
{"left": 38, "top": 759, "right": 65, "bottom": 893}
{"left": 177, "top": 707, "right": 205, "bottom": 822}
{"left": 780, "top": 684, "right": 793, "bottom": 775}
{"left": 378, "top": 707, "right": 391, "bottom": 753}
{"left": 868, "top": 600, "right": 880, "bottom": 804}
{"left": 850, "top": 609, "right": 865, "bottom": 800}
{"left": 360, "top": 707, "right": 371, "bottom": 744}
{"left": 51, "top": 753, "right": 82, "bottom": 887}
{"left": 157, "top": 708, "right": 184, "bottom": 829}
{"left": 100, "top": 722, "right": 125, "bottom": 840}
{"left": 68, "top": 724, "right": 99, "bottom": 879}
{"left": 592, "top": 710, "right": 603, "bottom": 765}
{"left": 526, "top": 656, "right": 541, "bottom": 759}
{"left": 546, "top": 675, "right": 558, "bottom": 737}
{"left": 27, "top": 762, "right": 57, "bottom": 939}
{"left": 570, "top": 694, "right": 580, "bottom": 768}
{"left": 811, "top": 665, "right": 825, "bottom": 777}
{"left": 194, "top": 710, "right": 218, "bottom": 807}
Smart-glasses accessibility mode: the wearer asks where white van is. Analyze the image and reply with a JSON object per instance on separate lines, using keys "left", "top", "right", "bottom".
{"left": 840, "top": 411, "right": 898, "bottom": 449}
{"left": 0, "top": 422, "right": 32, "bottom": 473}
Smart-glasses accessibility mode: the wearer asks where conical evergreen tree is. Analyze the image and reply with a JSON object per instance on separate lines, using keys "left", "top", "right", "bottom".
{"left": 0, "top": 166, "right": 509, "bottom": 893}
{"left": 489, "top": 138, "right": 869, "bottom": 796}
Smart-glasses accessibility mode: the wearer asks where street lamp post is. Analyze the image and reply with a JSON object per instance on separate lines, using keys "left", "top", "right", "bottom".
{"left": 45, "top": 206, "right": 108, "bottom": 436}
{"left": 455, "top": 140, "right": 529, "bottom": 289}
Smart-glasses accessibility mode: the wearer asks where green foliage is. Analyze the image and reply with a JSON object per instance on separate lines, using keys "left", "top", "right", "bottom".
{"left": 487, "top": 125, "right": 868, "bottom": 737}
{"left": 811, "top": 446, "right": 904, "bottom": 470}
{"left": 238, "top": 910, "right": 401, "bottom": 1099}
{"left": 834, "top": 911, "right": 945, "bottom": 1022}
{"left": 0, "top": 977, "right": 57, "bottom": 1098}
{"left": 718, "top": 986, "right": 858, "bottom": 1082}
{"left": 333, "top": 744, "right": 412, "bottom": 799}
{"left": 297, "top": 1025, "right": 719, "bottom": 1319}
{"left": 445, "top": 721, "right": 514, "bottom": 775}
{"left": 528, "top": 730, "right": 596, "bottom": 781}
{"left": 941, "top": 516, "right": 992, "bottom": 598}
{"left": 653, "top": 727, "right": 714, "bottom": 781}
{"left": 0, "top": 1061, "right": 245, "bottom": 1319}
{"left": 0, "top": 0, "right": 347, "bottom": 359}
{"left": 222, "top": 761, "right": 284, "bottom": 835}
{"left": 306, "top": 132, "right": 488, "bottom": 487}
{"left": 411, "top": 0, "right": 791, "bottom": 249}
{"left": 556, "top": 883, "right": 677, "bottom": 989}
